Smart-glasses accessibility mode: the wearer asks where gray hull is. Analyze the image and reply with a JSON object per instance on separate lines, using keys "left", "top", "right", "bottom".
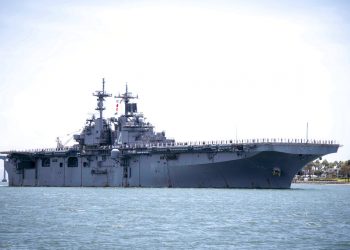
{"left": 3, "top": 142, "right": 338, "bottom": 189}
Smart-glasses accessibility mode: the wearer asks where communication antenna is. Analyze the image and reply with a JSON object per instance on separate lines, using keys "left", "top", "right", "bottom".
{"left": 306, "top": 122, "right": 309, "bottom": 142}
{"left": 235, "top": 126, "right": 238, "bottom": 141}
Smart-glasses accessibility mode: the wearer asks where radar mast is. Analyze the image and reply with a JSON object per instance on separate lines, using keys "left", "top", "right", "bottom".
{"left": 115, "top": 83, "right": 138, "bottom": 117}
{"left": 93, "top": 78, "right": 112, "bottom": 119}
{"left": 93, "top": 78, "right": 112, "bottom": 129}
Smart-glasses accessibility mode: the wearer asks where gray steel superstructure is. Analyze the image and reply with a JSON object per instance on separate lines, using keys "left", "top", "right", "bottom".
{"left": 0, "top": 79, "right": 339, "bottom": 188}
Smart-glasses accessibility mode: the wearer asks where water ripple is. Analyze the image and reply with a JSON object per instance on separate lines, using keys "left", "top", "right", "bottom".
{"left": 0, "top": 184, "right": 350, "bottom": 249}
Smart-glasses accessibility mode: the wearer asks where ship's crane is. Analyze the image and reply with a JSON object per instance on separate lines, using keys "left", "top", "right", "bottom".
{"left": 56, "top": 130, "right": 81, "bottom": 149}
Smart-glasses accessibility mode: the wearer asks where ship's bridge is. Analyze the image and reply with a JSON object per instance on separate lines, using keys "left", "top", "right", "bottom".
{"left": 114, "top": 85, "right": 173, "bottom": 146}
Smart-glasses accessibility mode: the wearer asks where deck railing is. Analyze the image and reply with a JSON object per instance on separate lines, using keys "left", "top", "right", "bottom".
{"left": 2, "top": 138, "right": 337, "bottom": 154}
{"left": 118, "top": 138, "right": 337, "bottom": 149}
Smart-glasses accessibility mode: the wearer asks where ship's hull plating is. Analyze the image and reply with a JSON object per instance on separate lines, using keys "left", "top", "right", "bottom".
{"left": 3, "top": 143, "right": 338, "bottom": 188}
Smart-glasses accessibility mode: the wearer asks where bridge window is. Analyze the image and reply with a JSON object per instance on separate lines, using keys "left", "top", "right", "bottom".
{"left": 68, "top": 157, "right": 78, "bottom": 167}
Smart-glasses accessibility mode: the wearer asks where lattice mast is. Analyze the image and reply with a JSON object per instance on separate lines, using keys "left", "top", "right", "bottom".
{"left": 115, "top": 83, "right": 138, "bottom": 117}
{"left": 93, "top": 78, "right": 112, "bottom": 128}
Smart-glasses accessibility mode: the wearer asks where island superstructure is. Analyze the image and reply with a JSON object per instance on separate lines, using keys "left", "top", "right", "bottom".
{"left": 0, "top": 79, "right": 339, "bottom": 188}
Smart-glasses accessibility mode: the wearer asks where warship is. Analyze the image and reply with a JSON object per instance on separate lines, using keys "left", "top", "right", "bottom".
{"left": 0, "top": 79, "right": 339, "bottom": 188}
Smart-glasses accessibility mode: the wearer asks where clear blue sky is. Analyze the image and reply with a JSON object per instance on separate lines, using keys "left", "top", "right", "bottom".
{"left": 0, "top": 0, "right": 349, "bottom": 166}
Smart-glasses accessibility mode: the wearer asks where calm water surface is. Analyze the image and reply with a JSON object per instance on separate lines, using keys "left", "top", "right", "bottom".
{"left": 0, "top": 183, "right": 350, "bottom": 249}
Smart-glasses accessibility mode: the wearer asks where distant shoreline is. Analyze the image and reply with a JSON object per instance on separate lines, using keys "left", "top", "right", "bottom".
{"left": 293, "top": 180, "right": 350, "bottom": 185}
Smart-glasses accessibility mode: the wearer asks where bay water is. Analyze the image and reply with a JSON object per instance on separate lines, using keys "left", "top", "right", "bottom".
{"left": 1, "top": 183, "right": 349, "bottom": 249}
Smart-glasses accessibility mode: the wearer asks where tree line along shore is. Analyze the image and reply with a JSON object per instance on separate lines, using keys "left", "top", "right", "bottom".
{"left": 294, "top": 159, "right": 350, "bottom": 183}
